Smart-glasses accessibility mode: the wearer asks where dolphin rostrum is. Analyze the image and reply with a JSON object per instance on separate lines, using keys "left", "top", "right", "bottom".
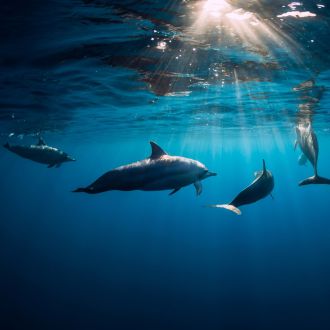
{"left": 207, "top": 160, "right": 274, "bottom": 215}
{"left": 295, "top": 123, "right": 330, "bottom": 185}
{"left": 3, "top": 136, "right": 75, "bottom": 168}
{"left": 73, "top": 141, "right": 216, "bottom": 195}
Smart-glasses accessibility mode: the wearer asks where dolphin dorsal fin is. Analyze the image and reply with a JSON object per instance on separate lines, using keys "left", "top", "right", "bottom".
{"left": 37, "top": 137, "right": 46, "bottom": 146}
{"left": 150, "top": 141, "right": 167, "bottom": 159}
{"left": 262, "top": 159, "right": 266, "bottom": 173}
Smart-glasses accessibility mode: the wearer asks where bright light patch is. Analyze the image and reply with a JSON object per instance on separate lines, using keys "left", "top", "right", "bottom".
{"left": 187, "top": 0, "right": 302, "bottom": 61}
{"left": 191, "top": 0, "right": 262, "bottom": 34}
{"left": 226, "top": 9, "right": 254, "bottom": 21}
{"left": 288, "top": 2, "right": 302, "bottom": 10}
{"left": 156, "top": 41, "right": 167, "bottom": 51}
{"left": 277, "top": 11, "right": 316, "bottom": 18}
{"left": 203, "top": 0, "right": 231, "bottom": 18}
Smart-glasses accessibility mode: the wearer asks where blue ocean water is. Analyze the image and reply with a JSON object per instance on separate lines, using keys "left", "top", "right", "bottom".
{"left": 0, "top": 1, "right": 330, "bottom": 329}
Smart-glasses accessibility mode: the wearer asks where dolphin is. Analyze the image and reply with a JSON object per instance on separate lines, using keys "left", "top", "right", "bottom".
{"left": 295, "top": 123, "right": 330, "bottom": 185}
{"left": 207, "top": 160, "right": 274, "bottom": 215}
{"left": 73, "top": 141, "right": 216, "bottom": 195}
{"left": 3, "top": 136, "right": 75, "bottom": 168}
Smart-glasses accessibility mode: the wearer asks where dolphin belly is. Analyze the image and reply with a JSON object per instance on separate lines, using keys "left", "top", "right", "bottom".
{"left": 297, "top": 125, "right": 319, "bottom": 171}
{"left": 140, "top": 172, "right": 199, "bottom": 190}
{"left": 300, "top": 142, "right": 317, "bottom": 169}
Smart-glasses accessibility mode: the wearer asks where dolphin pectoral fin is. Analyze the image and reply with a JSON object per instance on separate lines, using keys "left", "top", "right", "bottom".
{"left": 194, "top": 181, "right": 202, "bottom": 196}
{"left": 206, "top": 204, "right": 241, "bottom": 215}
{"left": 270, "top": 194, "right": 274, "bottom": 200}
{"left": 47, "top": 163, "right": 55, "bottom": 168}
{"left": 298, "top": 154, "right": 307, "bottom": 166}
{"left": 169, "top": 188, "right": 181, "bottom": 195}
{"left": 294, "top": 140, "right": 298, "bottom": 151}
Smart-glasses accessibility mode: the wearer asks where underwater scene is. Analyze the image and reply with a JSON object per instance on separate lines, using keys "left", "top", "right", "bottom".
{"left": 1, "top": 0, "right": 330, "bottom": 329}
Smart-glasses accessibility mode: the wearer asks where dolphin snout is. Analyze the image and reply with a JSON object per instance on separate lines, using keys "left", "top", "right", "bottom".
{"left": 68, "top": 156, "right": 76, "bottom": 162}
{"left": 205, "top": 171, "right": 217, "bottom": 178}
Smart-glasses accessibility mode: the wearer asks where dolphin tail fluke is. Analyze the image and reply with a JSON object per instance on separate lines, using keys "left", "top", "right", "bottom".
{"left": 299, "top": 175, "right": 330, "bottom": 186}
{"left": 207, "top": 204, "right": 242, "bottom": 215}
{"left": 3, "top": 142, "right": 9, "bottom": 149}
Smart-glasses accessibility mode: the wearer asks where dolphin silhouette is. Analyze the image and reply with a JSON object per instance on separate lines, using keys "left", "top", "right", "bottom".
{"left": 73, "top": 141, "right": 216, "bottom": 195}
{"left": 207, "top": 160, "right": 274, "bottom": 215}
{"left": 3, "top": 136, "right": 75, "bottom": 168}
{"left": 295, "top": 123, "right": 330, "bottom": 185}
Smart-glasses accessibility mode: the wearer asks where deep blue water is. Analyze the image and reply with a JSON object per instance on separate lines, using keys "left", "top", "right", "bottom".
{"left": 1, "top": 1, "right": 330, "bottom": 329}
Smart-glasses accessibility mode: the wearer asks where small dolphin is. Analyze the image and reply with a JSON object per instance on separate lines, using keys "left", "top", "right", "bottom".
{"left": 3, "top": 136, "right": 75, "bottom": 168}
{"left": 73, "top": 141, "right": 216, "bottom": 195}
{"left": 207, "top": 160, "right": 274, "bottom": 215}
{"left": 295, "top": 124, "right": 330, "bottom": 185}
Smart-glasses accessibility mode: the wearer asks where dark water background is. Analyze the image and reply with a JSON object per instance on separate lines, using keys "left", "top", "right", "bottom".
{"left": 0, "top": 1, "right": 330, "bottom": 329}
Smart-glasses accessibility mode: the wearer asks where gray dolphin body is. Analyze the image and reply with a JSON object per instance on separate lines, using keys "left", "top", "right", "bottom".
{"left": 3, "top": 137, "right": 75, "bottom": 168}
{"left": 208, "top": 160, "right": 274, "bottom": 215}
{"left": 74, "top": 141, "right": 216, "bottom": 195}
{"left": 295, "top": 124, "right": 330, "bottom": 185}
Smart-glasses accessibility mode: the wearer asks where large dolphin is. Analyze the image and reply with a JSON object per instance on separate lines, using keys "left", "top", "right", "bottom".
{"left": 3, "top": 136, "right": 75, "bottom": 168}
{"left": 73, "top": 141, "right": 216, "bottom": 195}
{"left": 295, "top": 123, "right": 330, "bottom": 185}
{"left": 207, "top": 160, "right": 274, "bottom": 215}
